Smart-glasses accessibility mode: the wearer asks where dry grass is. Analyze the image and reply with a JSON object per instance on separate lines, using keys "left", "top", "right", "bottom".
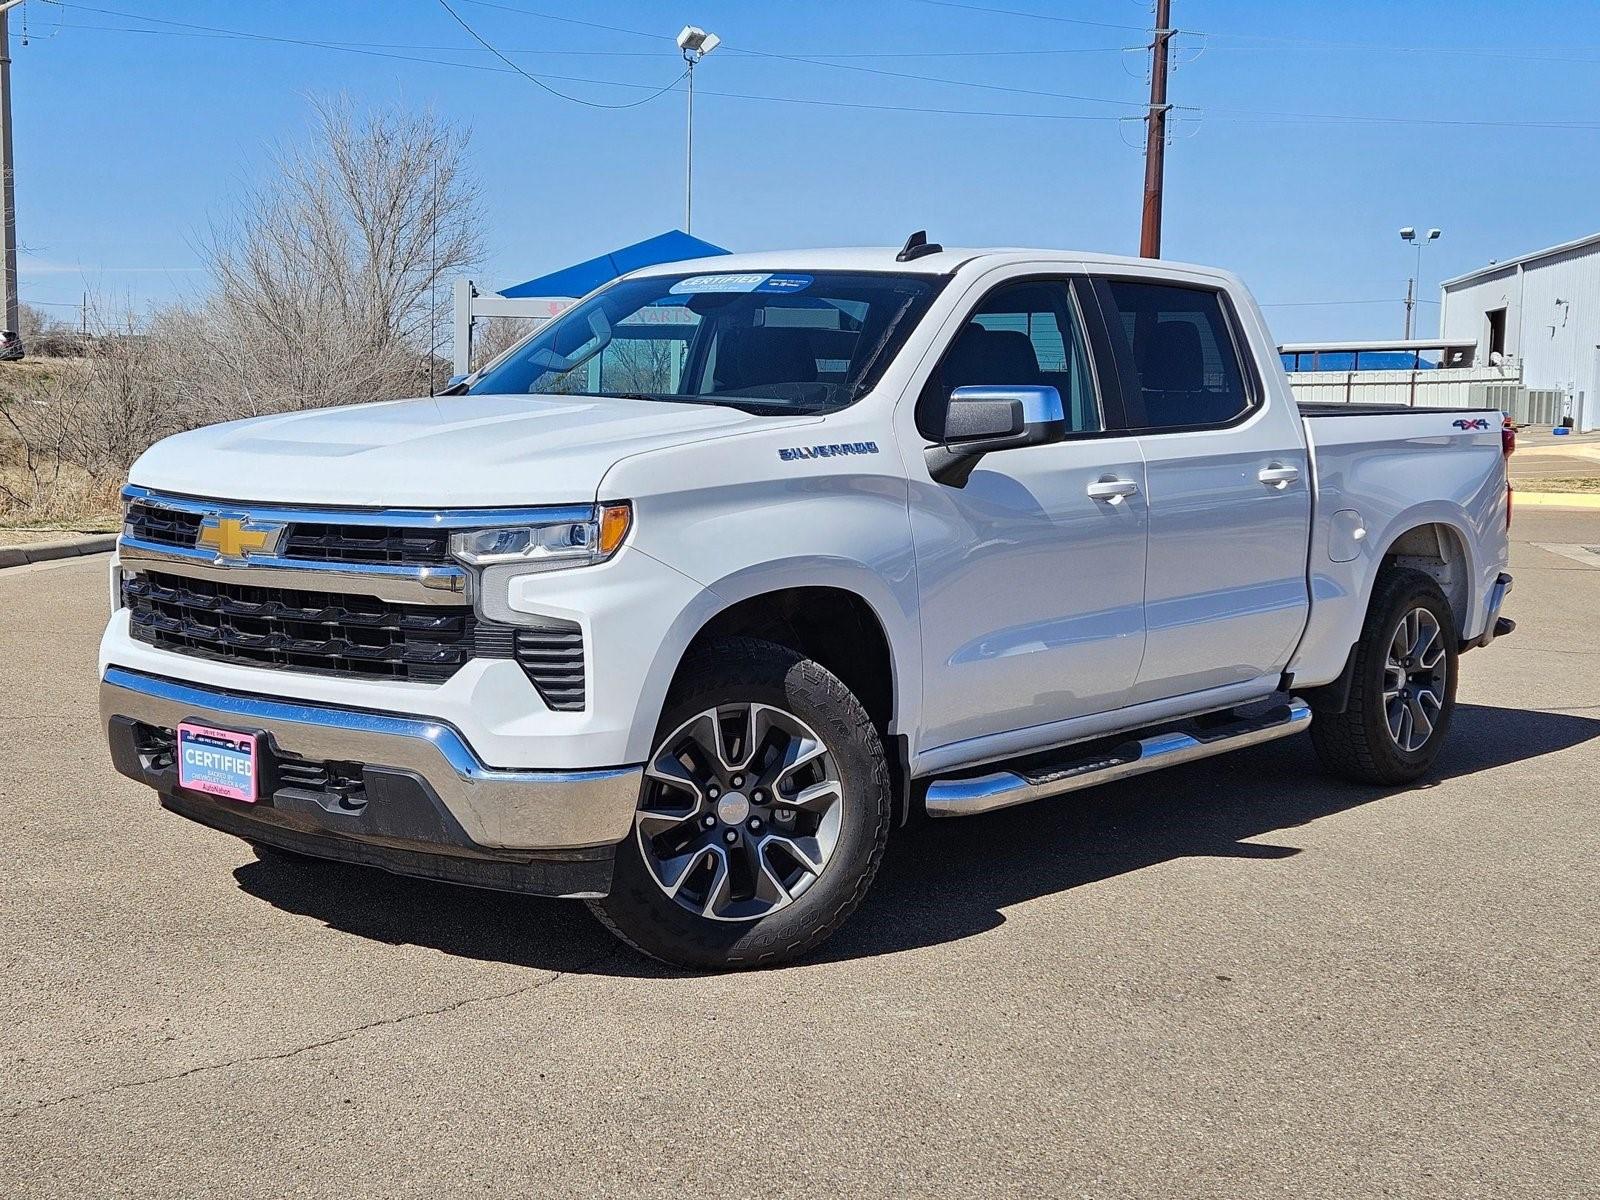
{"left": 0, "top": 356, "right": 123, "bottom": 525}
{"left": 1523, "top": 476, "right": 1600, "bottom": 494}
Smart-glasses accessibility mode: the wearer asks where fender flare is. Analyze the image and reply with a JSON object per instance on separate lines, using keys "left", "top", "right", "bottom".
{"left": 619, "top": 555, "right": 921, "bottom": 764}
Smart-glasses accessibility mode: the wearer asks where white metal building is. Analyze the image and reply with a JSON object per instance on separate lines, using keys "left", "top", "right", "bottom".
{"left": 1439, "top": 231, "right": 1600, "bottom": 431}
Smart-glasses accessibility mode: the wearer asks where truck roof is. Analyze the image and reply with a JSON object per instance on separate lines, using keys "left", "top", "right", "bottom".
{"left": 626, "top": 246, "right": 1239, "bottom": 284}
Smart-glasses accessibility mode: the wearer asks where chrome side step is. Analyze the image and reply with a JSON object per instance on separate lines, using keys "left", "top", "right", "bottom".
{"left": 923, "top": 698, "right": 1312, "bottom": 819}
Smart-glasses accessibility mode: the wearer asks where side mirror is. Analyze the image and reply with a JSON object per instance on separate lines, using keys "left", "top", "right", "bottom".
{"left": 925, "top": 385, "right": 1067, "bottom": 487}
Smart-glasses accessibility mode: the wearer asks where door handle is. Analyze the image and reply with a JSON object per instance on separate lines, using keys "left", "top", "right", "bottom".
{"left": 1258, "top": 464, "right": 1301, "bottom": 489}
{"left": 1086, "top": 477, "right": 1140, "bottom": 501}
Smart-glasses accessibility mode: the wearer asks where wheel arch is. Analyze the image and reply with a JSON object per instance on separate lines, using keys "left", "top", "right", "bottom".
{"left": 630, "top": 560, "right": 921, "bottom": 739}
{"left": 628, "top": 561, "right": 918, "bottom": 822}
{"left": 1373, "top": 513, "right": 1476, "bottom": 638}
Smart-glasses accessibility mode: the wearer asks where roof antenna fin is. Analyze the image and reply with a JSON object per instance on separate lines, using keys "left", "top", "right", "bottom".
{"left": 896, "top": 230, "right": 943, "bottom": 262}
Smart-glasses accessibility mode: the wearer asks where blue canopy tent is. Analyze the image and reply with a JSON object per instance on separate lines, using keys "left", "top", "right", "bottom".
{"left": 498, "top": 230, "right": 728, "bottom": 300}
{"left": 454, "top": 230, "right": 728, "bottom": 374}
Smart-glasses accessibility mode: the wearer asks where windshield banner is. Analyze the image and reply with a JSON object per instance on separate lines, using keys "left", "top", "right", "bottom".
{"left": 669, "top": 273, "right": 813, "bottom": 295}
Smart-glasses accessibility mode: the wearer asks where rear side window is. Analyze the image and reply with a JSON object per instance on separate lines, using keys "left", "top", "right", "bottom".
{"left": 917, "top": 279, "right": 1100, "bottom": 440}
{"left": 1101, "top": 280, "right": 1252, "bottom": 430}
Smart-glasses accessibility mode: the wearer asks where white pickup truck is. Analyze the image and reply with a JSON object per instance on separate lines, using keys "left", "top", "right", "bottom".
{"left": 100, "top": 240, "right": 1515, "bottom": 968}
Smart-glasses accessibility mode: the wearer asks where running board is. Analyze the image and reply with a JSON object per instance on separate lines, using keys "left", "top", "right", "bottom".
{"left": 923, "top": 698, "right": 1312, "bottom": 819}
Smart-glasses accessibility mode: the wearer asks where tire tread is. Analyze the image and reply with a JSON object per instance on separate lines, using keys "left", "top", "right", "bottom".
{"left": 589, "top": 636, "right": 891, "bottom": 969}
{"left": 1310, "top": 567, "right": 1456, "bottom": 785}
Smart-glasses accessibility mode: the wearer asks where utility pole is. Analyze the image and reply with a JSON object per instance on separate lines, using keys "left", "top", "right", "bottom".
{"left": 1139, "top": 0, "right": 1174, "bottom": 259}
{"left": 0, "top": 0, "right": 22, "bottom": 346}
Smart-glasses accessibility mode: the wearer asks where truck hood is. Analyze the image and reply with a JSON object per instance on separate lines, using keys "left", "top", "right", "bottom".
{"left": 129, "top": 393, "right": 812, "bottom": 507}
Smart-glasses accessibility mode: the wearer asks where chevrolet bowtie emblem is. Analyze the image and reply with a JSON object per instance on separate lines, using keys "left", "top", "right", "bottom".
{"left": 195, "top": 515, "right": 287, "bottom": 562}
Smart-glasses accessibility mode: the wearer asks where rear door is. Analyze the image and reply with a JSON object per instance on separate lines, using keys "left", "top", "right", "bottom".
{"left": 1091, "top": 276, "right": 1311, "bottom": 702}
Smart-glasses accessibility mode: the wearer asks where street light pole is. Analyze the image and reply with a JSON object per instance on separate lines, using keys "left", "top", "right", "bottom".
{"left": 684, "top": 53, "right": 694, "bottom": 234}
{"left": 1399, "top": 225, "right": 1441, "bottom": 340}
{"left": 676, "top": 25, "right": 719, "bottom": 235}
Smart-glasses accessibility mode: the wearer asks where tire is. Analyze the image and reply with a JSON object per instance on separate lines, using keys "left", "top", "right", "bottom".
{"left": 591, "top": 636, "right": 892, "bottom": 970}
{"left": 1311, "top": 567, "right": 1459, "bottom": 785}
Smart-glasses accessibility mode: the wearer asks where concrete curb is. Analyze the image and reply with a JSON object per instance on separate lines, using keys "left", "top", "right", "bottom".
{"left": 1514, "top": 492, "right": 1600, "bottom": 510}
{"left": 0, "top": 533, "right": 117, "bottom": 569}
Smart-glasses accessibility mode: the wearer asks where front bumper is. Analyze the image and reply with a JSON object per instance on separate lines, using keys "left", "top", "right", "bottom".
{"left": 101, "top": 666, "right": 644, "bottom": 896}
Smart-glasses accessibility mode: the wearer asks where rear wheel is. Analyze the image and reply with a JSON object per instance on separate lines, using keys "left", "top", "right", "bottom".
{"left": 591, "top": 637, "right": 891, "bottom": 969}
{"left": 1311, "top": 568, "right": 1459, "bottom": 785}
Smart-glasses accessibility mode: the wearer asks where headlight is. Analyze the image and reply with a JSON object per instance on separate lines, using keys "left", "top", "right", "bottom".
{"left": 449, "top": 502, "right": 632, "bottom": 571}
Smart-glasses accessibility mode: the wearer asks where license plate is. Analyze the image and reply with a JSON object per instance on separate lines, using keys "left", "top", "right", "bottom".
{"left": 176, "top": 722, "right": 260, "bottom": 803}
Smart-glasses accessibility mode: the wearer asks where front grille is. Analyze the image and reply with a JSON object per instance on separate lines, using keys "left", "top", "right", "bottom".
{"left": 515, "top": 622, "right": 586, "bottom": 711}
{"left": 125, "top": 500, "right": 203, "bottom": 549}
{"left": 123, "top": 571, "right": 498, "bottom": 683}
{"left": 125, "top": 499, "right": 454, "bottom": 567}
{"left": 281, "top": 522, "right": 454, "bottom": 566}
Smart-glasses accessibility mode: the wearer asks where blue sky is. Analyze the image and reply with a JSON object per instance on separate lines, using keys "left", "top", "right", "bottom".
{"left": 14, "top": 0, "right": 1600, "bottom": 342}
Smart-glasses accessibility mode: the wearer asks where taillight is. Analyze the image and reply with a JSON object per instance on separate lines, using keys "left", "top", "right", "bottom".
{"left": 1502, "top": 417, "right": 1515, "bottom": 528}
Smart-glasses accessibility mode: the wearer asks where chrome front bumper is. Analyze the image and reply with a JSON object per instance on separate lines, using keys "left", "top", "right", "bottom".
{"left": 99, "top": 666, "right": 642, "bottom": 851}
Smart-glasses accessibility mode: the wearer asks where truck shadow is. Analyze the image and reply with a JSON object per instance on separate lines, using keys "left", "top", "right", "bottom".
{"left": 232, "top": 702, "right": 1600, "bottom": 975}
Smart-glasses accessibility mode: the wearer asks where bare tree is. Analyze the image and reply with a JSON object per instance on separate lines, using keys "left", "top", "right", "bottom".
{"left": 165, "top": 96, "right": 484, "bottom": 418}
{"left": 2, "top": 98, "right": 488, "bottom": 519}
{"left": 469, "top": 314, "right": 536, "bottom": 373}
{"left": 3, "top": 304, "right": 179, "bottom": 491}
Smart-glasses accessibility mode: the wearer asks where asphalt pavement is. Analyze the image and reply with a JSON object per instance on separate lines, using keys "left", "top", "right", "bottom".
{"left": 2, "top": 509, "right": 1597, "bottom": 1199}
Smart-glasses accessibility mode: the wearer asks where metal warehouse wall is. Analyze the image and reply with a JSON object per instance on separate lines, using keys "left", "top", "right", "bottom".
{"left": 1440, "top": 240, "right": 1600, "bottom": 431}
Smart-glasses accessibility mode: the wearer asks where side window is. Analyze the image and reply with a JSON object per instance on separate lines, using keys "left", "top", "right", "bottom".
{"left": 917, "top": 279, "right": 1100, "bottom": 440}
{"left": 1102, "top": 280, "right": 1252, "bottom": 430}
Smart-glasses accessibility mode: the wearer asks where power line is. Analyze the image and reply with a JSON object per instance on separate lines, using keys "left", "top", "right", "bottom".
{"left": 455, "top": 0, "right": 673, "bottom": 44}
{"left": 452, "top": 0, "right": 1149, "bottom": 110}
{"left": 904, "top": 0, "right": 1600, "bottom": 64}
{"left": 40, "top": 2, "right": 1600, "bottom": 133}
{"left": 52, "top": 19, "right": 1136, "bottom": 60}
{"left": 902, "top": 0, "right": 1150, "bottom": 32}
{"left": 434, "top": 0, "right": 682, "bottom": 109}
{"left": 1195, "top": 29, "right": 1600, "bottom": 63}
{"left": 1200, "top": 106, "right": 1600, "bottom": 130}
{"left": 36, "top": 3, "right": 1135, "bottom": 124}
{"left": 45, "top": 2, "right": 680, "bottom": 92}
{"left": 1260, "top": 298, "right": 1440, "bottom": 308}
{"left": 51, "top": 22, "right": 671, "bottom": 56}
{"left": 719, "top": 45, "right": 1148, "bottom": 109}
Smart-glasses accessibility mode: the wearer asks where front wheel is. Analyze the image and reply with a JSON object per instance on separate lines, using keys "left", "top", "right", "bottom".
{"left": 1311, "top": 567, "right": 1459, "bottom": 785}
{"left": 590, "top": 637, "right": 891, "bottom": 969}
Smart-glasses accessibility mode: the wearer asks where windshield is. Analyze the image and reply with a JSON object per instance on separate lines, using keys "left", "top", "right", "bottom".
{"left": 468, "top": 270, "right": 943, "bottom": 415}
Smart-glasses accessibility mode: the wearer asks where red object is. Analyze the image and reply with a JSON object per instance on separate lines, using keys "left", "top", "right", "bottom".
{"left": 1502, "top": 417, "right": 1515, "bottom": 528}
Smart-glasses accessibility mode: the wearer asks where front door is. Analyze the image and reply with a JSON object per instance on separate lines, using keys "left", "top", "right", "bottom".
{"left": 908, "top": 275, "right": 1149, "bottom": 754}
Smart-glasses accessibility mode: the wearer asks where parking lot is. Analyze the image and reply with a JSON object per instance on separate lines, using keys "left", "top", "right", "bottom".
{"left": 2, "top": 507, "right": 1597, "bottom": 1199}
